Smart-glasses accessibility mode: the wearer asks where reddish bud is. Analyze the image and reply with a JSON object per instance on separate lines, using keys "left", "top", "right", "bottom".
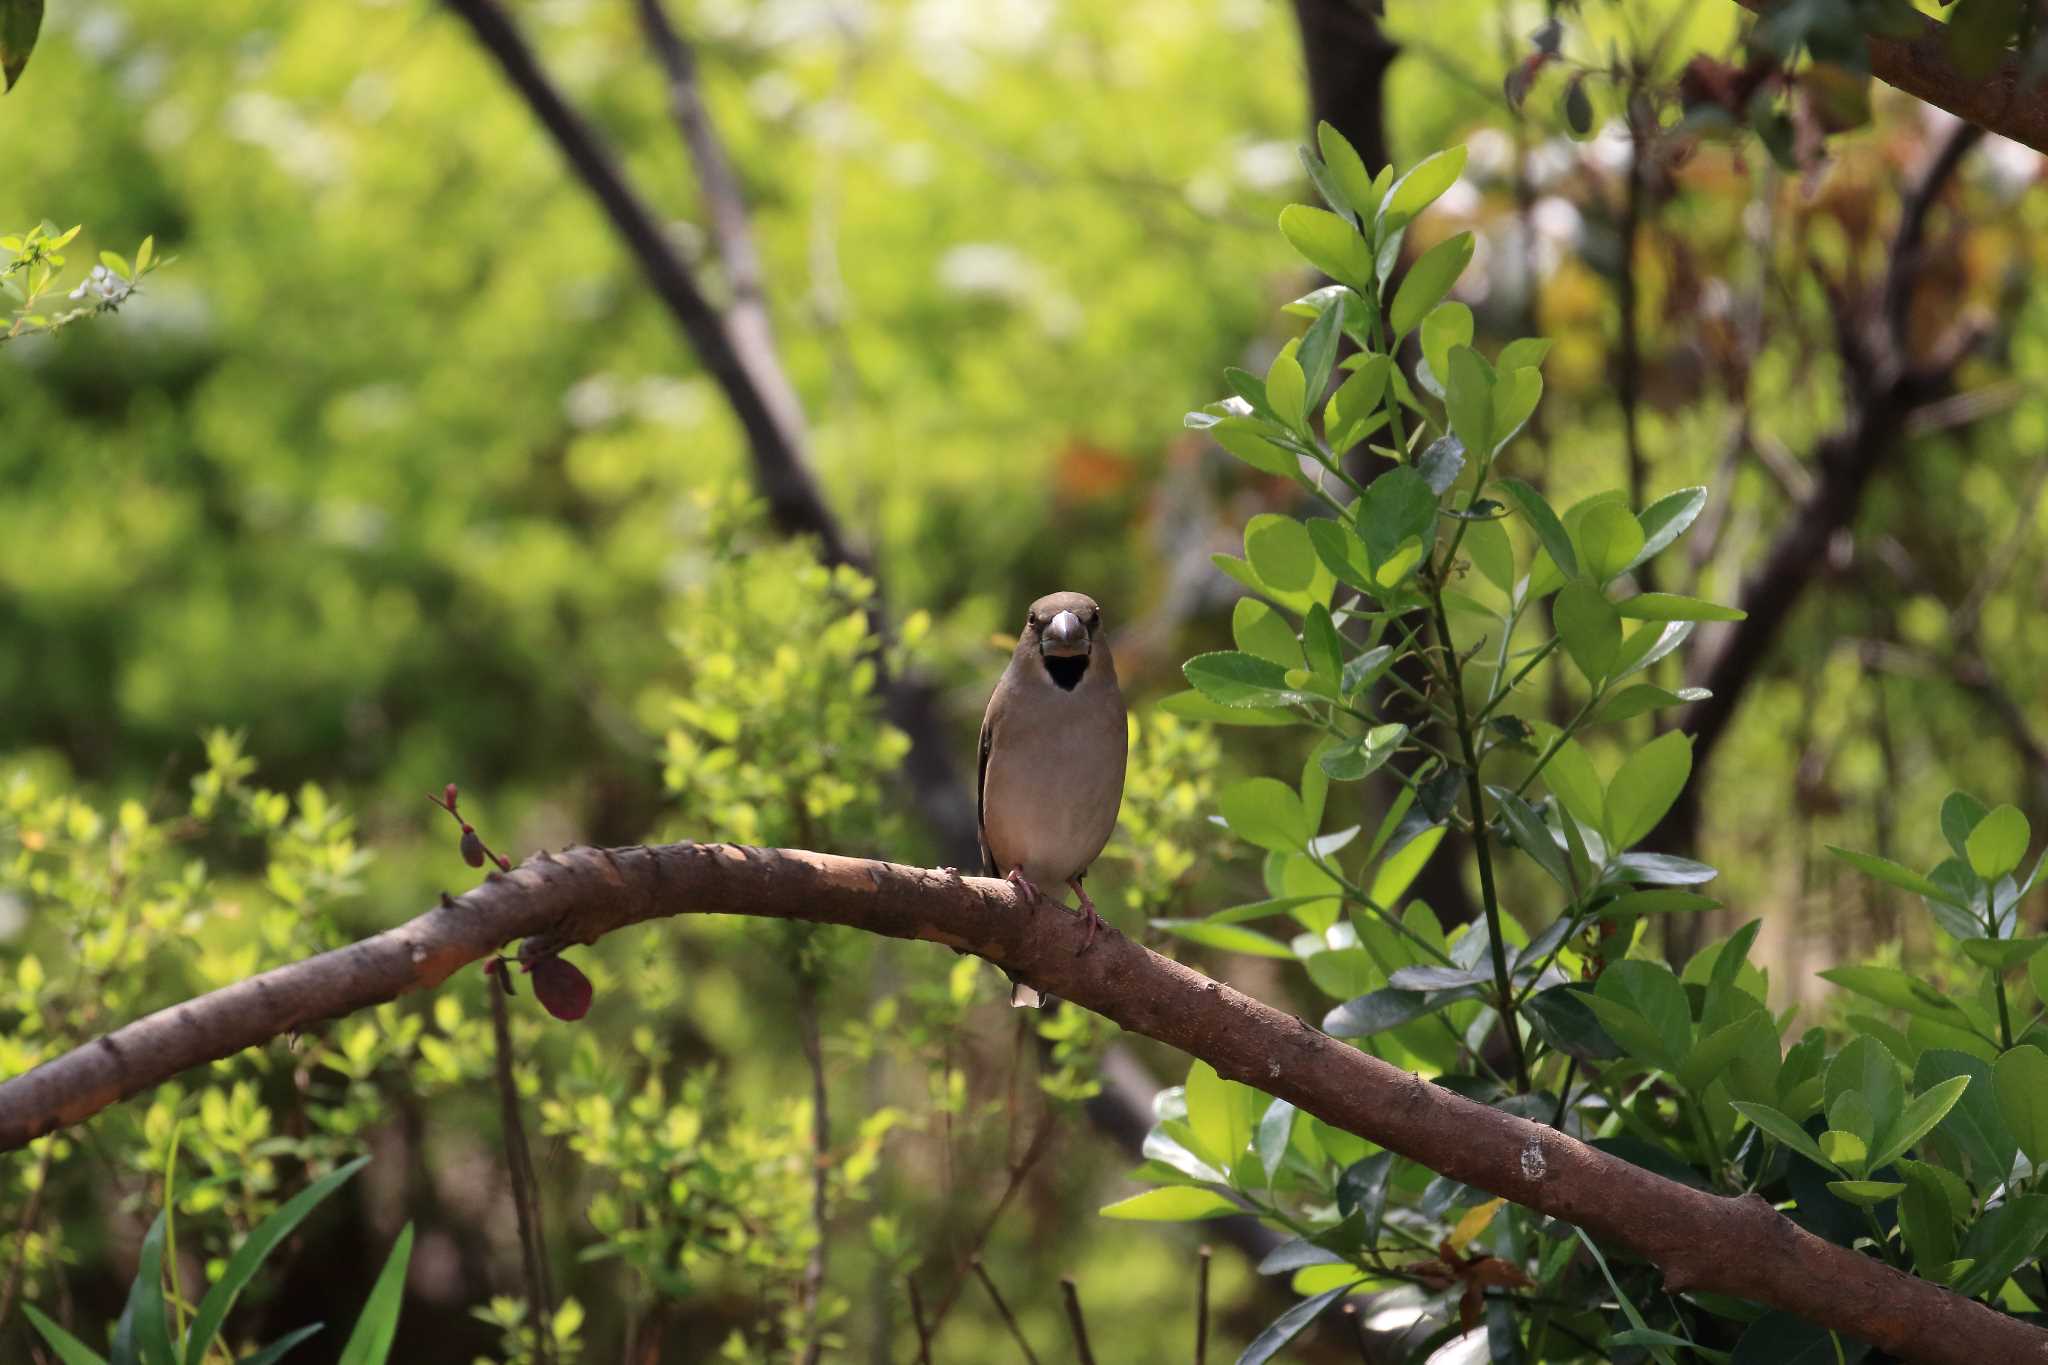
{"left": 460, "top": 827, "right": 486, "bottom": 868}
{"left": 493, "top": 852, "right": 511, "bottom": 871}
{"left": 529, "top": 954, "right": 594, "bottom": 1021}
{"left": 444, "top": 783, "right": 460, "bottom": 810}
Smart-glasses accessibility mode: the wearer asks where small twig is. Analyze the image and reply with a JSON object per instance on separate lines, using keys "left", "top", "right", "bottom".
{"left": 927, "top": 1114, "right": 1058, "bottom": 1329}
{"left": 907, "top": 1276, "right": 934, "bottom": 1365}
{"left": 428, "top": 784, "right": 511, "bottom": 872}
{"left": 489, "top": 975, "right": 555, "bottom": 1365}
{"left": 796, "top": 978, "right": 830, "bottom": 1365}
{"left": 0, "top": 1138, "right": 55, "bottom": 1331}
{"left": 971, "top": 1258, "right": 1040, "bottom": 1365}
{"left": 1060, "top": 1276, "right": 1097, "bottom": 1365}
{"left": 1195, "top": 1245, "right": 1212, "bottom": 1365}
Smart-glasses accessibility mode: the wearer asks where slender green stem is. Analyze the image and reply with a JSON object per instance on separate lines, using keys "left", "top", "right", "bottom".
{"left": 1430, "top": 590, "right": 1531, "bottom": 1093}
{"left": 1995, "top": 974, "right": 2015, "bottom": 1051}
{"left": 1473, "top": 635, "right": 1559, "bottom": 725}
{"left": 1510, "top": 690, "right": 1604, "bottom": 803}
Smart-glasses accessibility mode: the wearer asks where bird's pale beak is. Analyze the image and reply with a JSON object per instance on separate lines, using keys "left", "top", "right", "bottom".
{"left": 1040, "top": 609, "right": 1090, "bottom": 657}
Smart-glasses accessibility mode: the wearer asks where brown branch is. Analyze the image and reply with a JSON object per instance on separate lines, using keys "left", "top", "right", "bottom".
{"left": 905, "top": 1275, "right": 932, "bottom": 1364}
{"left": 1734, "top": 0, "right": 2048, "bottom": 151}
{"left": 1652, "top": 121, "right": 1985, "bottom": 853}
{"left": 1, "top": 845, "right": 2044, "bottom": 1363}
{"left": 489, "top": 970, "right": 555, "bottom": 1365}
{"left": 796, "top": 979, "right": 828, "bottom": 1365}
{"left": 1059, "top": 1276, "right": 1097, "bottom": 1365}
{"left": 970, "top": 1258, "right": 1040, "bottom": 1365}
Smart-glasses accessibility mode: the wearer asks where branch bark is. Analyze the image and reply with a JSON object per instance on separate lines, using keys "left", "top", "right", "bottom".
{"left": 1734, "top": 0, "right": 2048, "bottom": 151}
{"left": 3, "top": 844, "right": 2044, "bottom": 1364}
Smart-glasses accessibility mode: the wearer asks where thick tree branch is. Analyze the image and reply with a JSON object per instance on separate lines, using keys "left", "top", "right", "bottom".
{"left": 2, "top": 845, "right": 2044, "bottom": 1363}
{"left": 1734, "top": 0, "right": 2048, "bottom": 151}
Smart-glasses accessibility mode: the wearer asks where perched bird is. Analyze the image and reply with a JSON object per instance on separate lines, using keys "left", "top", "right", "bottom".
{"left": 977, "top": 591, "right": 1128, "bottom": 1007}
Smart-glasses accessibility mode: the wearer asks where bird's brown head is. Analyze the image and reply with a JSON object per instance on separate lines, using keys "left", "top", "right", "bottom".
{"left": 1020, "top": 591, "right": 1104, "bottom": 689}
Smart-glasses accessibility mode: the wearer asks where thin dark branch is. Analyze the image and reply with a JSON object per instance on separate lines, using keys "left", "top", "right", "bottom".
{"left": 927, "top": 1113, "right": 1057, "bottom": 1330}
{"left": 1060, "top": 1277, "right": 1097, "bottom": 1365}
{"left": 1883, "top": 122, "right": 1987, "bottom": 350}
{"left": 489, "top": 974, "right": 555, "bottom": 1365}
{"left": 1194, "top": 1244, "right": 1212, "bottom": 1365}
{"left": 797, "top": 978, "right": 829, "bottom": 1365}
{"left": 5, "top": 844, "right": 2045, "bottom": 1364}
{"left": 970, "top": 1258, "right": 1040, "bottom": 1365}
{"left": 907, "top": 1276, "right": 933, "bottom": 1365}
{"left": 0, "top": 1138, "right": 54, "bottom": 1332}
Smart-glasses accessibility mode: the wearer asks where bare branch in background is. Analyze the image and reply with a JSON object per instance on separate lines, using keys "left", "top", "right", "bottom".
{"left": 1, "top": 843, "right": 2043, "bottom": 1363}
{"left": 1652, "top": 121, "right": 1987, "bottom": 853}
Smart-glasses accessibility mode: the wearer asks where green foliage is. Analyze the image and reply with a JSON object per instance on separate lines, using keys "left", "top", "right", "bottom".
{"left": 3, "top": 223, "right": 159, "bottom": 341}
{"left": 24, "top": 1146, "right": 412, "bottom": 1365}
{"left": 1115, "top": 123, "right": 2048, "bottom": 1360}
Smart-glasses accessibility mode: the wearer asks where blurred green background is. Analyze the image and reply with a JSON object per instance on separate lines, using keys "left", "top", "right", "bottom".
{"left": 3, "top": 0, "right": 2046, "bottom": 1359}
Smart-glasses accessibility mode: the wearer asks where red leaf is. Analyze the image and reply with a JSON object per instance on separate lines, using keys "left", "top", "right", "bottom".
{"left": 529, "top": 955, "right": 593, "bottom": 1021}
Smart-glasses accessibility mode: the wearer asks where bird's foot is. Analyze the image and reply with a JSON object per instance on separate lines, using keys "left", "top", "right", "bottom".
{"left": 1068, "top": 877, "right": 1106, "bottom": 954}
{"left": 1005, "top": 868, "right": 1046, "bottom": 903}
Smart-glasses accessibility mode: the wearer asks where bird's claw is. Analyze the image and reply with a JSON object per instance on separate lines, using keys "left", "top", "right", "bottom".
{"left": 1068, "top": 877, "right": 1106, "bottom": 954}
{"left": 1005, "top": 868, "right": 1045, "bottom": 902}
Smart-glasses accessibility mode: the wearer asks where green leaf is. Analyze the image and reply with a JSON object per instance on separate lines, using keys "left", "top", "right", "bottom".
{"left": 1544, "top": 739, "right": 1606, "bottom": 835}
{"left": 1826, "top": 1036, "right": 1903, "bottom": 1146}
{"left": 1236, "top": 1281, "right": 1361, "bottom": 1365}
{"left": 1383, "top": 145, "right": 1467, "bottom": 222}
{"left": 1444, "top": 345, "right": 1494, "bottom": 459}
{"left": 1819, "top": 1128, "right": 1868, "bottom": 1171}
{"left": 1325, "top": 356, "right": 1389, "bottom": 453}
{"left": 1323, "top": 985, "right": 1475, "bottom": 1037}
{"left": 1730, "top": 1311, "right": 1855, "bottom": 1365}
{"left": 1730, "top": 1101, "right": 1831, "bottom": 1168}
{"left": 1496, "top": 478, "right": 1578, "bottom": 578}
{"left": 1416, "top": 435, "right": 1465, "bottom": 495}
{"left": 1340, "top": 646, "right": 1395, "bottom": 698}
{"left": 1604, "top": 731, "right": 1693, "bottom": 851}
{"left": 1357, "top": 467, "right": 1436, "bottom": 570}
{"left": 1278, "top": 204, "right": 1375, "bottom": 289}
{"left": 1298, "top": 296, "right": 1344, "bottom": 403}
{"left": 1301, "top": 605, "right": 1342, "bottom": 684}
{"left": 0, "top": 0, "right": 43, "bottom": 92}
{"left": 1186, "top": 1058, "right": 1257, "bottom": 1170}
{"left": 238, "top": 1325, "right": 327, "bottom": 1365}
{"left": 185, "top": 1156, "right": 371, "bottom": 1365}
{"left": 1995, "top": 1045, "right": 2048, "bottom": 1165}
{"left": 1316, "top": 121, "right": 1378, "bottom": 218}
{"left": 1495, "top": 790, "right": 1569, "bottom": 889}
{"left": 1554, "top": 582, "right": 1621, "bottom": 685}
{"left": 1320, "top": 723, "right": 1407, "bottom": 781}
{"left": 1578, "top": 502, "right": 1645, "bottom": 584}
{"left": 1826, "top": 1179, "right": 1904, "bottom": 1207}
{"left": 1954, "top": 1194, "right": 2048, "bottom": 1297}
{"left": 1680, "top": 1014, "right": 1770, "bottom": 1097}
{"left": 1589, "top": 684, "right": 1709, "bottom": 726}
{"left": 114, "top": 1211, "right": 175, "bottom": 1365}
{"left": 1151, "top": 918, "right": 1297, "bottom": 959}
{"left": 1870, "top": 1074, "right": 1973, "bottom": 1171}
{"left": 1214, "top": 418, "right": 1301, "bottom": 478}
{"left": 1266, "top": 344, "right": 1308, "bottom": 434}
{"left": 1389, "top": 232, "right": 1473, "bottom": 337}
{"left": 1967, "top": 804, "right": 2031, "bottom": 880}
{"left": 1462, "top": 516, "right": 1514, "bottom": 595}
{"left": 1525, "top": 983, "right": 1624, "bottom": 1061}
{"left": 1489, "top": 366, "right": 1543, "bottom": 454}
{"left": 1418, "top": 302, "right": 1473, "bottom": 397}
{"left": 1942, "top": 791, "right": 1990, "bottom": 861}
{"left": 1896, "top": 1161, "right": 1959, "bottom": 1276}
{"left": 1183, "top": 652, "right": 1315, "bottom": 710}
{"left": 1370, "top": 825, "right": 1445, "bottom": 906}
{"left": 1099, "top": 1187, "right": 1241, "bottom": 1221}
{"left": 1233, "top": 599, "right": 1302, "bottom": 668}
{"left": 1597, "top": 960, "right": 1692, "bottom": 1069}
{"left": 1335, "top": 1151, "right": 1394, "bottom": 1238}
{"left": 1826, "top": 847, "right": 1965, "bottom": 908}
{"left": 1630, "top": 487, "right": 1708, "bottom": 569}
{"left": 1220, "top": 777, "right": 1312, "bottom": 854}
{"left": 1614, "top": 593, "right": 1746, "bottom": 622}
{"left": 1959, "top": 937, "right": 2048, "bottom": 970}
{"left": 24, "top": 1305, "right": 108, "bottom": 1365}
{"left": 1600, "top": 889, "right": 1718, "bottom": 917}
{"left": 1818, "top": 965, "right": 1969, "bottom": 1025}
{"left": 1245, "top": 515, "right": 1320, "bottom": 594}
{"left": 1256, "top": 1099, "right": 1297, "bottom": 1184}
{"left": 1916, "top": 1049, "right": 2017, "bottom": 1188}
{"left": 1156, "top": 690, "right": 1299, "bottom": 727}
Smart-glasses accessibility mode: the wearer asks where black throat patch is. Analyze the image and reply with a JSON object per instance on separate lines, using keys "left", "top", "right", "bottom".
{"left": 1043, "top": 655, "right": 1089, "bottom": 691}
